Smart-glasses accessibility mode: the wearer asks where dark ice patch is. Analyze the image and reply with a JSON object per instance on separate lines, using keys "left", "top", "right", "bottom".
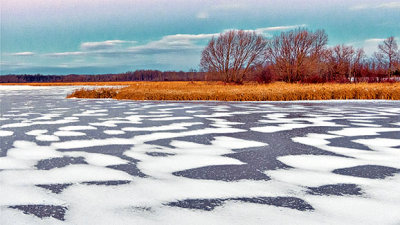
{"left": 107, "top": 163, "right": 147, "bottom": 177}
{"left": 333, "top": 165, "right": 400, "bottom": 179}
{"left": 82, "top": 180, "right": 131, "bottom": 186}
{"left": 145, "top": 133, "right": 215, "bottom": 148}
{"left": 57, "top": 145, "right": 132, "bottom": 157}
{"left": 167, "top": 199, "right": 224, "bottom": 211}
{"left": 146, "top": 152, "right": 175, "bottom": 157}
{"left": 56, "top": 145, "right": 140, "bottom": 165}
{"left": 173, "top": 164, "right": 270, "bottom": 181}
{"left": 129, "top": 206, "right": 153, "bottom": 212}
{"left": 328, "top": 137, "right": 372, "bottom": 151}
{"left": 35, "top": 156, "right": 87, "bottom": 170}
{"left": 36, "top": 183, "right": 72, "bottom": 194}
{"left": 174, "top": 134, "right": 215, "bottom": 145}
{"left": 237, "top": 197, "right": 314, "bottom": 211}
{"left": 9, "top": 205, "right": 68, "bottom": 221}
{"left": 166, "top": 197, "right": 313, "bottom": 211}
{"left": 307, "top": 183, "right": 363, "bottom": 196}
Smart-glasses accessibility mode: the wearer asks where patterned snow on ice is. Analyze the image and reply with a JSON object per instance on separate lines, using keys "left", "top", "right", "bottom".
{"left": 0, "top": 86, "right": 400, "bottom": 225}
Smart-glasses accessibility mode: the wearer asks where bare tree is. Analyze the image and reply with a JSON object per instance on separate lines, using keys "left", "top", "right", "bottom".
{"left": 200, "top": 30, "right": 267, "bottom": 83}
{"left": 325, "top": 45, "right": 366, "bottom": 82}
{"left": 374, "top": 36, "right": 399, "bottom": 78}
{"left": 326, "top": 45, "right": 355, "bottom": 80}
{"left": 352, "top": 48, "right": 366, "bottom": 82}
{"left": 265, "top": 28, "right": 328, "bottom": 82}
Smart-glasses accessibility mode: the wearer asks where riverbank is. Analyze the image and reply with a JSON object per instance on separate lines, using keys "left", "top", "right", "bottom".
{"left": 60, "top": 82, "right": 400, "bottom": 101}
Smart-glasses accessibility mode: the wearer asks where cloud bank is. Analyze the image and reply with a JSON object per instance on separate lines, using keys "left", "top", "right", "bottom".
{"left": 8, "top": 52, "right": 35, "bottom": 56}
{"left": 80, "top": 40, "right": 137, "bottom": 51}
{"left": 350, "top": 1, "right": 400, "bottom": 10}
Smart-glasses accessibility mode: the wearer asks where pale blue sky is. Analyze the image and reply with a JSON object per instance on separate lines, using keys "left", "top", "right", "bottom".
{"left": 1, "top": 0, "right": 400, "bottom": 74}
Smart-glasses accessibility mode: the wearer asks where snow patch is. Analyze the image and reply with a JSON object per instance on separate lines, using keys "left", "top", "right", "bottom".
{"left": 0, "top": 130, "right": 14, "bottom": 136}
{"left": 103, "top": 130, "right": 125, "bottom": 135}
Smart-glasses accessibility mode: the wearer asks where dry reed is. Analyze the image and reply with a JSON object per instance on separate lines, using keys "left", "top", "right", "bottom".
{"left": 0, "top": 82, "right": 137, "bottom": 86}
{"left": 66, "top": 82, "right": 400, "bottom": 101}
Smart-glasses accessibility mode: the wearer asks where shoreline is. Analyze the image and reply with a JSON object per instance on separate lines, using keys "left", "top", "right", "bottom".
{"left": 1, "top": 82, "right": 399, "bottom": 101}
{"left": 67, "top": 98, "right": 400, "bottom": 103}
{"left": 67, "top": 82, "right": 400, "bottom": 101}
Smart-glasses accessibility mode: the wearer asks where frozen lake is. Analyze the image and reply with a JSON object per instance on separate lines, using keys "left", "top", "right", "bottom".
{"left": 1, "top": 86, "right": 400, "bottom": 225}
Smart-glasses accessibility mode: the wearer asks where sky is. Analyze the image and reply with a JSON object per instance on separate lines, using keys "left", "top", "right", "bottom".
{"left": 1, "top": 0, "right": 400, "bottom": 75}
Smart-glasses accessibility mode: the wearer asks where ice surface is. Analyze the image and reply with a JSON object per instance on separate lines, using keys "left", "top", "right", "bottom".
{"left": 329, "top": 127, "right": 400, "bottom": 136}
{"left": 122, "top": 122, "right": 202, "bottom": 132}
{"left": 278, "top": 155, "right": 368, "bottom": 172}
{"left": 0, "top": 85, "right": 52, "bottom": 91}
{"left": 58, "top": 126, "right": 97, "bottom": 131}
{"left": 148, "top": 117, "right": 193, "bottom": 121}
{"left": 1, "top": 86, "right": 400, "bottom": 225}
{"left": 211, "top": 136, "right": 267, "bottom": 149}
{"left": 51, "top": 138, "right": 134, "bottom": 149}
{"left": 251, "top": 115, "right": 343, "bottom": 133}
{"left": 0, "top": 164, "right": 133, "bottom": 185}
{"left": 63, "top": 152, "right": 128, "bottom": 167}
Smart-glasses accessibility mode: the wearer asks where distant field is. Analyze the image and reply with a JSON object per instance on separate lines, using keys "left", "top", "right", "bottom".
{"left": 60, "top": 81, "right": 400, "bottom": 101}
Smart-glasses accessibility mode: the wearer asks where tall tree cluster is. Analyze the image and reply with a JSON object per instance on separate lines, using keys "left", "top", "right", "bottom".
{"left": 200, "top": 30, "right": 267, "bottom": 83}
{"left": 201, "top": 29, "right": 400, "bottom": 83}
{"left": 374, "top": 37, "right": 399, "bottom": 78}
{"left": 265, "top": 29, "right": 328, "bottom": 82}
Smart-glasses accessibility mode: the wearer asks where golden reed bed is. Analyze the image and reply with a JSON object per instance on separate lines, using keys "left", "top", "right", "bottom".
{"left": 59, "top": 81, "right": 400, "bottom": 101}
{"left": 0, "top": 82, "right": 138, "bottom": 86}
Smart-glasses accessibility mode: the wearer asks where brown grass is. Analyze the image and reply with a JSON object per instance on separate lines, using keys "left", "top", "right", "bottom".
{"left": 66, "top": 81, "right": 400, "bottom": 101}
{"left": 0, "top": 82, "right": 138, "bottom": 86}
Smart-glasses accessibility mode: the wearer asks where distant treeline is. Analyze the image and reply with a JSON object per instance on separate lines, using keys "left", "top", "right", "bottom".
{"left": 0, "top": 70, "right": 207, "bottom": 83}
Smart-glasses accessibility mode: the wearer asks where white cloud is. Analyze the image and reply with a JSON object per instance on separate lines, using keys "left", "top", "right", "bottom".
{"left": 365, "top": 38, "right": 386, "bottom": 43}
{"left": 45, "top": 51, "right": 85, "bottom": 57}
{"left": 124, "top": 33, "right": 217, "bottom": 55}
{"left": 349, "top": 37, "right": 400, "bottom": 56}
{"left": 350, "top": 1, "right": 400, "bottom": 10}
{"left": 42, "top": 34, "right": 209, "bottom": 58}
{"left": 252, "top": 24, "right": 307, "bottom": 37}
{"left": 239, "top": 24, "right": 307, "bottom": 37}
{"left": 33, "top": 25, "right": 305, "bottom": 58}
{"left": 9, "top": 52, "right": 35, "bottom": 56}
{"left": 378, "top": 2, "right": 400, "bottom": 8}
{"left": 80, "top": 40, "right": 137, "bottom": 51}
{"left": 159, "top": 33, "right": 218, "bottom": 41}
{"left": 255, "top": 24, "right": 307, "bottom": 32}
{"left": 362, "top": 39, "right": 385, "bottom": 55}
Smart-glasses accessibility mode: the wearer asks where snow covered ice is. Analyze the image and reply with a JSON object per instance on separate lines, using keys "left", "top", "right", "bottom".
{"left": 1, "top": 86, "right": 400, "bottom": 225}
